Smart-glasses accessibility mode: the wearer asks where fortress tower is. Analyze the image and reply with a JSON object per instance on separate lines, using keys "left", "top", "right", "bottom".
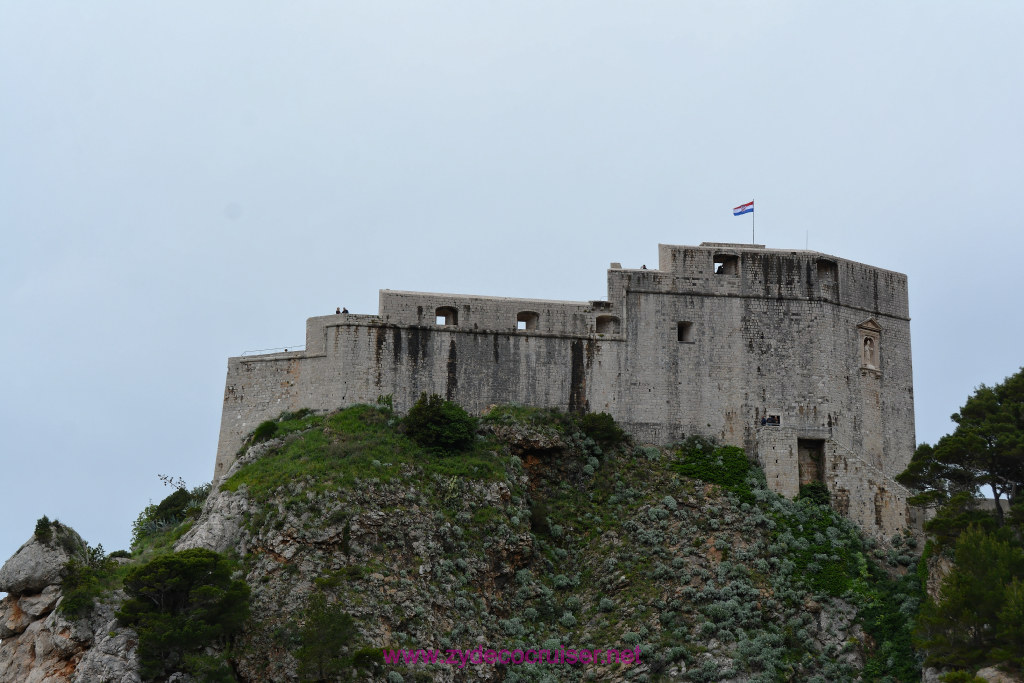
{"left": 214, "top": 243, "right": 917, "bottom": 536}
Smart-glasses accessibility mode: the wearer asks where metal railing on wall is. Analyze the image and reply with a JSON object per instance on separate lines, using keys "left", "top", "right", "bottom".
{"left": 240, "top": 346, "right": 305, "bottom": 357}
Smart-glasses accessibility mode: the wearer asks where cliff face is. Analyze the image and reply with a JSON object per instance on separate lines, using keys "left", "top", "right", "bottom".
{"left": 0, "top": 524, "right": 137, "bottom": 683}
{"left": 1, "top": 405, "right": 924, "bottom": 682}
{"left": 180, "top": 405, "right": 920, "bottom": 682}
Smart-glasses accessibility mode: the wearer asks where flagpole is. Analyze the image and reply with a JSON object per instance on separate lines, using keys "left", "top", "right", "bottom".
{"left": 752, "top": 198, "right": 755, "bottom": 244}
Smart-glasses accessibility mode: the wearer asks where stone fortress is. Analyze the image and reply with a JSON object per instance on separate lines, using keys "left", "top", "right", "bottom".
{"left": 214, "top": 242, "right": 917, "bottom": 537}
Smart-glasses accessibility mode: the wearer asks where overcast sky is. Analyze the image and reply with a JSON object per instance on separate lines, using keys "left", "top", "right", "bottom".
{"left": 2, "top": 2, "right": 1022, "bottom": 573}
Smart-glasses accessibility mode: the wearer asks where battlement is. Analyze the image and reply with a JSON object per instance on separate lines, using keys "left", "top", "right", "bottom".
{"left": 214, "top": 242, "right": 916, "bottom": 538}
{"left": 376, "top": 290, "right": 616, "bottom": 337}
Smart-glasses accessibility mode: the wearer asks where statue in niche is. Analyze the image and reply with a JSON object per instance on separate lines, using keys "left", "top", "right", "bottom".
{"left": 863, "top": 337, "right": 876, "bottom": 368}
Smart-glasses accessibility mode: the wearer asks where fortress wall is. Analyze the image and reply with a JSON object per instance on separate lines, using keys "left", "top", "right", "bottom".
{"left": 215, "top": 353, "right": 305, "bottom": 481}
{"left": 215, "top": 319, "right": 625, "bottom": 482}
{"left": 377, "top": 290, "right": 605, "bottom": 335}
{"left": 650, "top": 244, "right": 909, "bottom": 320}
{"left": 213, "top": 242, "right": 916, "bottom": 538}
{"left": 826, "top": 441, "right": 913, "bottom": 537}
{"left": 756, "top": 427, "right": 801, "bottom": 498}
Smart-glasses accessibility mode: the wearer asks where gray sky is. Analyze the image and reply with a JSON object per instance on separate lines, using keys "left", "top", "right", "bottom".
{"left": 2, "top": 2, "right": 1022, "bottom": 571}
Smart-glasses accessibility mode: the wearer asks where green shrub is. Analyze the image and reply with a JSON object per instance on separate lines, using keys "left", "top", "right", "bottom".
{"left": 940, "top": 673, "right": 987, "bottom": 683}
{"left": 673, "top": 441, "right": 750, "bottom": 491}
{"left": 252, "top": 419, "right": 278, "bottom": 443}
{"left": 60, "top": 562, "right": 105, "bottom": 618}
{"left": 295, "top": 593, "right": 357, "bottom": 680}
{"left": 59, "top": 542, "right": 117, "bottom": 619}
{"left": 34, "top": 515, "right": 52, "bottom": 544}
{"left": 578, "top": 412, "right": 625, "bottom": 447}
{"left": 278, "top": 408, "right": 314, "bottom": 422}
{"left": 117, "top": 548, "right": 250, "bottom": 681}
{"left": 797, "top": 482, "right": 831, "bottom": 506}
{"left": 915, "top": 525, "right": 1024, "bottom": 669}
{"left": 529, "top": 501, "right": 550, "bottom": 534}
{"left": 131, "top": 481, "right": 212, "bottom": 550}
{"left": 352, "top": 646, "right": 385, "bottom": 673}
{"left": 154, "top": 487, "right": 191, "bottom": 521}
{"left": 403, "top": 393, "right": 477, "bottom": 455}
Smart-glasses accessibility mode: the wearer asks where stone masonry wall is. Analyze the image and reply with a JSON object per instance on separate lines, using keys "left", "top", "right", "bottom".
{"left": 213, "top": 243, "right": 916, "bottom": 538}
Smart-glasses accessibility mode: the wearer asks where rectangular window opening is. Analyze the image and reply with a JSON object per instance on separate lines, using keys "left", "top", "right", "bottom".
{"left": 435, "top": 306, "right": 458, "bottom": 326}
{"left": 677, "top": 321, "right": 694, "bottom": 343}
{"left": 714, "top": 254, "right": 739, "bottom": 275}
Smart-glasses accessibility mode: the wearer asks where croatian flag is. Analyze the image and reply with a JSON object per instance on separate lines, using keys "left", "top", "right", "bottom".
{"left": 733, "top": 201, "right": 754, "bottom": 216}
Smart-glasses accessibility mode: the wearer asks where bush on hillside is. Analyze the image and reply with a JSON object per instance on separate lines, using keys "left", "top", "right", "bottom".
{"left": 797, "top": 482, "right": 831, "bottom": 506}
{"left": 252, "top": 419, "right": 278, "bottom": 443}
{"left": 296, "top": 593, "right": 358, "bottom": 680}
{"left": 131, "top": 481, "right": 211, "bottom": 549}
{"left": 403, "top": 393, "right": 477, "bottom": 456}
{"left": 674, "top": 439, "right": 749, "bottom": 489}
{"left": 117, "top": 548, "right": 250, "bottom": 681}
{"left": 578, "top": 412, "right": 626, "bottom": 448}
{"left": 34, "top": 515, "right": 53, "bottom": 544}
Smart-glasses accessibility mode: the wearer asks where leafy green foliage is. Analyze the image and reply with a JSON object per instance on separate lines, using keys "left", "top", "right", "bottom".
{"left": 577, "top": 412, "right": 625, "bottom": 447}
{"left": 797, "top": 481, "right": 830, "bottom": 506}
{"left": 59, "top": 543, "right": 120, "bottom": 619}
{"left": 295, "top": 593, "right": 357, "bottom": 681}
{"left": 352, "top": 646, "right": 385, "bottom": 674}
{"left": 154, "top": 487, "right": 191, "bottom": 521}
{"left": 994, "top": 576, "right": 1024, "bottom": 670}
{"left": 898, "top": 367, "right": 1024, "bottom": 531}
{"left": 402, "top": 393, "right": 477, "bottom": 455}
{"left": 34, "top": 515, "right": 52, "bottom": 543}
{"left": 131, "top": 480, "right": 211, "bottom": 550}
{"left": 858, "top": 562, "right": 924, "bottom": 681}
{"left": 672, "top": 439, "right": 751, "bottom": 497}
{"left": 252, "top": 419, "right": 278, "bottom": 443}
{"left": 940, "top": 672, "right": 987, "bottom": 683}
{"left": 117, "top": 548, "right": 250, "bottom": 681}
{"left": 923, "top": 492, "right": 998, "bottom": 550}
{"left": 915, "top": 525, "right": 1024, "bottom": 670}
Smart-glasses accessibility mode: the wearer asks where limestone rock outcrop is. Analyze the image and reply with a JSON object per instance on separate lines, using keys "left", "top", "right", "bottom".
{"left": 0, "top": 522, "right": 138, "bottom": 683}
{"left": 0, "top": 590, "right": 139, "bottom": 683}
{"left": 0, "top": 525, "right": 85, "bottom": 596}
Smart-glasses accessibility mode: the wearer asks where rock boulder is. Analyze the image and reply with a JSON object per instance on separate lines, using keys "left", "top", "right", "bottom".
{"left": 0, "top": 523, "right": 86, "bottom": 595}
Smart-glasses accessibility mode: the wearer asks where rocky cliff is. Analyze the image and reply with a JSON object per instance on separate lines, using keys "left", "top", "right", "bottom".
{"left": 0, "top": 521, "right": 137, "bottom": 683}
{"left": 0, "top": 404, "right": 927, "bottom": 682}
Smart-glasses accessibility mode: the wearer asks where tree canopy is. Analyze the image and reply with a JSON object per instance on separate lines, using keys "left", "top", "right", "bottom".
{"left": 915, "top": 525, "right": 1024, "bottom": 670}
{"left": 897, "top": 367, "right": 1024, "bottom": 528}
{"left": 902, "top": 368, "right": 1024, "bottom": 675}
{"left": 117, "top": 548, "right": 250, "bottom": 681}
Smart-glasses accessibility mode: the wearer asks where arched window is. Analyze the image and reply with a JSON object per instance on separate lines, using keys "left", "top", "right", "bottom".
{"left": 435, "top": 306, "right": 458, "bottom": 326}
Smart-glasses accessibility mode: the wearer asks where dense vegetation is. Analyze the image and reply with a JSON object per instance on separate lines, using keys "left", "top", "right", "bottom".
{"left": 219, "top": 400, "right": 923, "bottom": 682}
{"left": 117, "top": 548, "right": 250, "bottom": 681}
{"left": 39, "top": 384, "right": 1024, "bottom": 681}
{"left": 897, "top": 366, "right": 1024, "bottom": 678}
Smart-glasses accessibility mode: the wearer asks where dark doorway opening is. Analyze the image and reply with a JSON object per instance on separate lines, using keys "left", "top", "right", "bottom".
{"left": 798, "top": 439, "right": 825, "bottom": 485}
